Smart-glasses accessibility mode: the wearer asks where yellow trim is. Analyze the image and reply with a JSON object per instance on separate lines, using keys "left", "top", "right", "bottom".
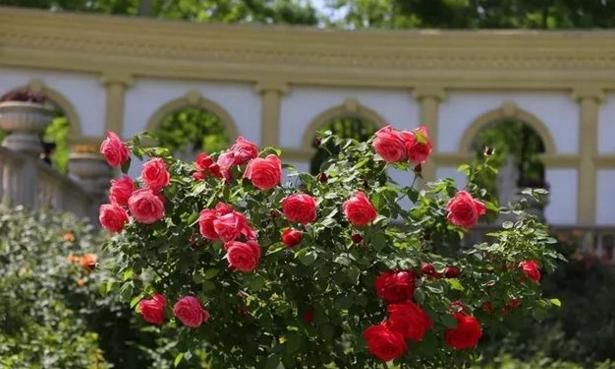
{"left": 458, "top": 101, "right": 557, "bottom": 156}
{"left": 145, "top": 90, "right": 239, "bottom": 139}
{"left": 301, "top": 99, "right": 386, "bottom": 150}
{"left": 595, "top": 155, "right": 615, "bottom": 168}
{"left": 414, "top": 86, "right": 446, "bottom": 182}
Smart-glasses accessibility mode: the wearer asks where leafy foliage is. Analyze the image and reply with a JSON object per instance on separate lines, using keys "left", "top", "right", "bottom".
{"left": 106, "top": 130, "right": 561, "bottom": 368}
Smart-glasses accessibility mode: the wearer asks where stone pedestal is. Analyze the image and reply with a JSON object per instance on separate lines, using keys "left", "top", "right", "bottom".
{"left": 68, "top": 150, "right": 112, "bottom": 199}
{"left": 0, "top": 101, "right": 53, "bottom": 157}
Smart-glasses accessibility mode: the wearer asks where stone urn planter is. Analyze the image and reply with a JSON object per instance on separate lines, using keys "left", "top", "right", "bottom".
{"left": 68, "top": 146, "right": 112, "bottom": 197}
{"left": 0, "top": 101, "right": 53, "bottom": 156}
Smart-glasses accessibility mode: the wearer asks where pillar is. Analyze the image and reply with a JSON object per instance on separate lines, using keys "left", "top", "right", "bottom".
{"left": 413, "top": 86, "right": 446, "bottom": 182}
{"left": 256, "top": 80, "right": 287, "bottom": 147}
{"left": 573, "top": 87, "right": 603, "bottom": 225}
{"left": 100, "top": 71, "right": 133, "bottom": 135}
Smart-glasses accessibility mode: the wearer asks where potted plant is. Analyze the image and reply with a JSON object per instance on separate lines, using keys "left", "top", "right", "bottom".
{"left": 0, "top": 89, "right": 53, "bottom": 156}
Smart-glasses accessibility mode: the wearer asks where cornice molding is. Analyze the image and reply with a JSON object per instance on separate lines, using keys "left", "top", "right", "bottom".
{"left": 3, "top": 7, "right": 615, "bottom": 88}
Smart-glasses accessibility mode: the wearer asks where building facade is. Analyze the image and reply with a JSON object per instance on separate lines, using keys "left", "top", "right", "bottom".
{"left": 1, "top": 6, "right": 615, "bottom": 228}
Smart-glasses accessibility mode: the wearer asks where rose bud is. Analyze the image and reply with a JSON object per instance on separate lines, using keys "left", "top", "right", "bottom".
{"left": 303, "top": 306, "right": 314, "bottom": 325}
{"left": 444, "top": 266, "right": 461, "bottom": 278}
{"left": 484, "top": 146, "right": 495, "bottom": 156}
{"left": 317, "top": 172, "right": 327, "bottom": 183}
{"left": 281, "top": 228, "right": 303, "bottom": 248}
{"left": 351, "top": 234, "right": 363, "bottom": 244}
{"left": 420, "top": 263, "right": 436, "bottom": 276}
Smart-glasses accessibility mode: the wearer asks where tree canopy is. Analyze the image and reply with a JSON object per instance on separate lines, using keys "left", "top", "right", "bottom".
{"left": 3, "top": 0, "right": 615, "bottom": 29}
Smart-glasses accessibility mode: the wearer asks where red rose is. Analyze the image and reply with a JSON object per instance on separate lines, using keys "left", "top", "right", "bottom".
{"left": 375, "top": 270, "right": 415, "bottom": 303}
{"left": 99, "top": 203, "right": 129, "bottom": 233}
{"left": 444, "top": 312, "right": 482, "bottom": 350}
{"left": 481, "top": 301, "right": 494, "bottom": 314}
{"left": 400, "top": 125, "right": 432, "bottom": 164}
{"left": 138, "top": 293, "right": 166, "bottom": 325}
{"left": 446, "top": 191, "right": 486, "bottom": 229}
{"left": 342, "top": 191, "right": 377, "bottom": 227}
{"left": 386, "top": 301, "right": 432, "bottom": 341}
{"left": 173, "top": 296, "right": 209, "bottom": 328}
{"left": 372, "top": 125, "right": 406, "bottom": 162}
{"left": 519, "top": 260, "right": 541, "bottom": 283}
{"left": 127, "top": 189, "right": 165, "bottom": 224}
{"left": 141, "top": 158, "right": 170, "bottom": 192}
{"left": 198, "top": 203, "right": 256, "bottom": 242}
{"left": 224, "top": 240, "right": 261, "bottom": 272}
{"left": 230, "top": 136, "right": 258, "bottom": 164}
{"left": 244, "top": 154, "right": 282, "bottom": 190}
{"left": 281, "top": 193, "right": 317, "bottom": 224}
{"left": 99, "top": 131, "right": 129, "bottom": 167}
{"left": 420, "top": 263, "right": 437, "bottom": 277}
{"left": 363, "top": 323, "right": 406, "bottom": 362}
{"left": 194, "top": 153, "right": 223, "bottom": 180}
{"left": 108, "top": 175, "right": 134, "bottom": 207}
{"left": 281, "top": 228, "right": 302, "bottom": 248}
{"left": 351, "top": 234, "right": 363, "bottom": 244}
{"left": 444, "top": 266, "right": 461, "bottom": 278}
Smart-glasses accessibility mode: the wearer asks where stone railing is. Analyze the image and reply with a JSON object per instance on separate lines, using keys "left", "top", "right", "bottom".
{"left": 0, "top": 100, "right": 111, "bottom": 221}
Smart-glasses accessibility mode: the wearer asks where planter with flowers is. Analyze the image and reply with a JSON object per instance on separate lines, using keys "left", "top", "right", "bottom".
{"left": 100, "top": 125, "right": 561, "bottom": 369}
{"left": 0, "top": 89, "right": 53, "bottom": 156}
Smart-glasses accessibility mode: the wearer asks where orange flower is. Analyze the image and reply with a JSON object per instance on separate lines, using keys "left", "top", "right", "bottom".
{"left": 63, "top": 232, "right": 75, "bottom": 242}
{"left": 79, "top": 253, "right": 98, "bottom": 271}
{"left": 76, "top": 277, "right": 87, "bottom": 287}
{"left": 67, "top": 254, "right": 81, "bottom": 264}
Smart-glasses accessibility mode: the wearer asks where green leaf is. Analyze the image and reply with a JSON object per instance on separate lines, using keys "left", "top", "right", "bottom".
{"left": 502, "top": 221, "right": 514, "bottom": 229}
{"left": 285, "top": 332, "right": 303, "bottom": 354}
{"left": 121, "top": 157, "right": 132, "bottom": 174}
{"left": 298, "top": 251, "right": 318, "bottom": 266}
{"left": 203, "top": 268, "right": 219, "bottom": 280}
{"left": 414, "top": 288, "right": 425, "bottom": 304}
{"left": 549, "top": 298, "right": 562, "bottom": 307}
{"left": 441, "top": 314, "right": 458, "bottom": 328}
{"left": 263, "top": 354, "right": 281, "bottom": 369}
{"left": 174, "top": 352, "right": 184, "bottom": 368}
{"left": 457, "top": 164, "right": 471, "bottom": 175}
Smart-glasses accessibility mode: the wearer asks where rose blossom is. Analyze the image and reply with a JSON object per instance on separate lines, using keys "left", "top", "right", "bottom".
{"left": 362, "top": 323, "right": 406, "bottom": 362}
{"left": 139, "top": 293, "right": 166, "bottom": 325}
{"left": 244, "top": 154, "right": 282, "bottom": 190}
{"left": 342, "top": 191, "right": 377, "bottom": 227}
{"left": 198, "top": 203, "right": 255, "bottom": 242}
{"left": 372, "top": 125, "right": 406, "bottom": 162}
{"left": 375, "top": 270, "right": 416, "bottom": 303}
{"left": 100, "top": 131, "right": 130, "bottom": 167}
{"left": 519, "top": 260, "right": 541, "bottom": 283}
{"left": 229, "top": 136, "right": 258, "bottom": 164}
{"left": 173, "top": 295, "right": 209, "bottom": 328}
{"left": 224, "top": 240, "right": 261, "bottom": 272}
{"left": 99, "top": 203, "right": 129, "bottom": 233}
{"left": 446, "top": 191, "right": 486, "bottom": 229}
{"left": 108, "top": 175, "right": 134, "bottom": 207}
{"left": 194, "top": 153, "right": 223, "bottom": 180}
{"left": 281, "top": 193, "right": 317, "bottom": 224}
{"left": 386, "top": 301, "right": 432, "bottom": 342}
{"left": 444, "top": 312, "right": 483, "bottom": 350}
{"left": 141, "top": 158, "right": 170, "bottom": 192}
{"left": 217, "top": 151, "right": 237, "bottom": 180}
{"left": 400, "top": 125, "right": 432, "bottom": 164}
{"left": 127, "top": 189, "right": 165, "bottom": 224}
{"left": 281, "top": 228, "right": 303, "bottom": 248}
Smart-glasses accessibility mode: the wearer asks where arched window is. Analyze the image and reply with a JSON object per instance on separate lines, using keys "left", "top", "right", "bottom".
{"left": 146, "top": 92, "right": 237, "bottom": 160}
{"left": 310, "top": 116, "right": 379, "bottom": 174}
{"left": 470, "top": 119, "right": 547, "bottom": 202}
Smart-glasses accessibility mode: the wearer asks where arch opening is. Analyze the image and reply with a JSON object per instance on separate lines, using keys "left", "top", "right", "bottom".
{"left": 309, "top": 115, "right": 380, "bottom": 174}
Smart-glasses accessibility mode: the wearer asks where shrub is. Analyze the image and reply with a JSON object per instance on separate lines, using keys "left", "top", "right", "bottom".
{"left": 102, "top": 126, "right": 562, "bottom": 369}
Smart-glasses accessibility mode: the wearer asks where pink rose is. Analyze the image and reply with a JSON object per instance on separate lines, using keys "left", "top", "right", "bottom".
{"left": 281, "top": 228, "right": 303, "bottom": 248}
{"left": 198, "top": 203, "right": 255, "bottom": 242}
{"left": 281, "top": 193, "right": 317, "bottom": 224}
{"left": 99, "top": 203, "right": 129, "bottom": 233}
{"left": 108, "top": 175, "right": 134, "bottom": 207}
{"left": 173, "top": 296, "right": 209, "bottom": 328}
{"left": 194, "top": 153, "right": 223, "bottom": 180}
{"left": 446, "top": 191, "right": 486, "bottom": 229}
{"left": 343, "top": 191, "right": 378, "bottom": 227}
{"left": 224, "top": 240, "right": 261, "bottom": 272}
{"left": 244, "top": 154, "right": 282, "bottom": 190}
{"left": 230, "top": 136, "right": 258, "bottom": 164}
{"left": 372, "top": 126, "right": 406, "bottom": 162}
{"left": 519, "top": 260, "right": 541, "bottom": 283}
{"left": 99, "top": 131, "right": 130, "bottom": 167}
{"left": 400, "top": 126, "right": 432, "bottom": 164}
{"left": 141, "top": 158, "right": 170, "bottom": 192}
{"left": 138, "top": 293, "right": 166, "bottom": 325}
{"left": 217, "top": 151, "right": 237, "bottom": 181}
{"left": 128, "top": 189, "right": 165, "bottom": 224}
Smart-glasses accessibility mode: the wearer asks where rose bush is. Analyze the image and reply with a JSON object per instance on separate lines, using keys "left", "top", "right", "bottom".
{"left": 104, "top": 125, "right": 561, "bottom": 369}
